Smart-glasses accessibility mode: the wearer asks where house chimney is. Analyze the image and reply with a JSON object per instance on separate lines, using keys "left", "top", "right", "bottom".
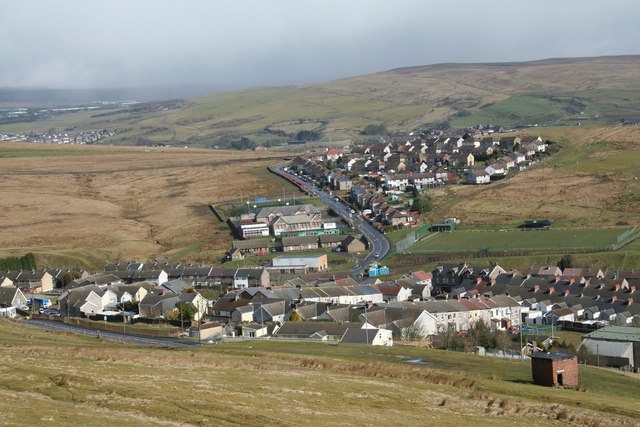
{"left": 631, "top": 285, "right": 637, "bottom": 293}
{"left": 533, "top": 284, "right": 540, "bottom": 293}
{"left": 569, "top": 278, "right": 575, "bottom": 285}
{"left": 490, "top": 278, "right": 497, "bottom": 286}
{"left": 583, "top": 279, "right": 590, "bottom": 288}
{"left": 563, "top": 290, "right": 570, "bottom": 297}
{"left": 615, "top": 283, "right": 621, "bottom": 291}
{"left": 611, "top": 295, "right": 618, "bottom": 303}
{"left": 628, "top": 297, "right": 634, "bottom": 305}
{"left": 548, "top": 286, "right": 555, "bottom": 295}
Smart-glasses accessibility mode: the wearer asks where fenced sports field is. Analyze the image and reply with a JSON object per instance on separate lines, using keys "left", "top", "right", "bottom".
{"left": 409, "top": 226, "right": 637, "bottom": 254}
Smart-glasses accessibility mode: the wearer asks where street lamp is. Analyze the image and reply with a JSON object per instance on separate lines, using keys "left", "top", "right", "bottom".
{"left": 365, "top": 303, "right": 369, "bottom": 345}
{"left": 66, "top": 289, "right": 71, "bottom": 323}
{"left": 121, "top": 300, "right": 126, "bottom": 335}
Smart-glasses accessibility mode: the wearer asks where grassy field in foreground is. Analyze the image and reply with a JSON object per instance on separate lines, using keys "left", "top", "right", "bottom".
{"left": 411, "top": 227, "right": 631, "bottom": 253}
{"left": 1, "top": 320, "right": 638, "bottom": 426}
{"left": 390, "top": 238, "right": 640, "bottom": 275}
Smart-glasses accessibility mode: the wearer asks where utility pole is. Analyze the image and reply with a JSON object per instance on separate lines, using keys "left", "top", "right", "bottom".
{"left": 180, "top": 303, "right": 184, "bottom": 335}
{"left": 365, "top": 303, "right": 369, "bottom": 345}
{"left": 66, "top": 290, "right": 70, "bottom": 322}
{"left": 520, "top": 322, "right": 523, "bottom": 360}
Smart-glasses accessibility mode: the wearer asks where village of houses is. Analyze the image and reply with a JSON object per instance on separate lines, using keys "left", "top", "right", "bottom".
{"left": 1, "top": 260, "right": 639, "bottom": 371}
{"left": 275, "top": 134, "right": 550, "bottom": 233}
{"left": 294, "top": 133, "right": 549, "bottom": 192}
{"left": 1, "top": 132, "right": 639, "bottom": 373}
{"left": 222, "top": 134, "right": 550, "bottom": 267}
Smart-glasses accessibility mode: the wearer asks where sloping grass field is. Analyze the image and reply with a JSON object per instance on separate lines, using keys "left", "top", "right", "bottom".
{"left": 0, "top": 142, "right": 297, "bottom": 268}
{"left": 1, "top": 320, "right": 639, "bottom": 426}
{"left": 4, "top": 56, "right": 640, "bottom": 146}
{"left": 412, "top": 227, "right": 632, "bottom": 253}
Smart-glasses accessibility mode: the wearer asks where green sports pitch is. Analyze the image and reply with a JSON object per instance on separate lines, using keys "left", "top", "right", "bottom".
{"left": 411, "top": 227, "right": 633, "bottom": 253}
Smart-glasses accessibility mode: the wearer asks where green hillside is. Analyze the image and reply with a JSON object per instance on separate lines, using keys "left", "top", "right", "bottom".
{"left": 4, "top": 56, "right": 640, "bottom": 147}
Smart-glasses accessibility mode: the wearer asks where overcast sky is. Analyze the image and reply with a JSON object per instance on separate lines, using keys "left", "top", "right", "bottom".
{"left": 1, "top": 0, "right": 639, "bottom": 90}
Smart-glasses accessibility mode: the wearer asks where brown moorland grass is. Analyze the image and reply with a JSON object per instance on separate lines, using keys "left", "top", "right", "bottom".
{"left": 0, "top": 143, "right": 295, "bottom": 268}
{"left": 427, "top": 125, "right": 640, "bottom": 226}
{"left": 1, "top": 320, "right": 639, "bottom": 426}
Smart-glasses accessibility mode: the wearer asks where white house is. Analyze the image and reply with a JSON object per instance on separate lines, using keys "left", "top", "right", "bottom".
{"left": 466, "top": 170, "right": 491, "bottom": 184}
{"left": 232, "top": 305, "right": 254, "bottom": 323}
{"left": 485, "top": 162, "right": 506, "bottom": 176}
{"left": 242, "top": 323, "right": 269, "bottom": 338}
{"left": 81, "top": 289, "right": 118, "bottom": 316}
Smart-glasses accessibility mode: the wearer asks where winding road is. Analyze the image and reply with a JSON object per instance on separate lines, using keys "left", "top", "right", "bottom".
{"left": 271, "top": 165, "right": 391, "bottom": 276}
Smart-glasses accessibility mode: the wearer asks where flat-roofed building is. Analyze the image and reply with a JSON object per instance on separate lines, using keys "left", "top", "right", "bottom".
{"left": 271, "top": 254, "right": 328, "bottom": 273}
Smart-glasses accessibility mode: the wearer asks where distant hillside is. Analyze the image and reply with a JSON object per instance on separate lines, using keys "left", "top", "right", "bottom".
{"left": 121, "top": 55, "right": 640, "bottom": 147}
{"left": 2, "top": 55, "right": 640, "bottom": 147}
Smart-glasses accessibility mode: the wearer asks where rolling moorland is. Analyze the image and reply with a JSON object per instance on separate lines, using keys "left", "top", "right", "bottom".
{"left": 3, "top": 56, "right": 640, "bottom": 147}
{"left": 2, "top": 124, "right": 638, "bottom": 270}
{"left": 1, "top": 320, "right": 639, "bottom": 426}
{"left": 1, "top": 57, "right": 640, "bottom": 426}
{"left": 0, "top": 56, "right": 638, "bottom": 270}
{"left": 0, "top": 143, "right": 298, "bottom": 268}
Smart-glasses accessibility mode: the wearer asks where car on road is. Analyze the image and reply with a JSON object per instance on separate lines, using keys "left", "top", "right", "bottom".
{"left": 374, "top": 252, "right": 380, "bottom": 258}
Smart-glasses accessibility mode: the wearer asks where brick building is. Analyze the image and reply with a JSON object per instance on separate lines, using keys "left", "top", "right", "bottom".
{"left": 531, "top": 352, "right": 579, "bottom": 388}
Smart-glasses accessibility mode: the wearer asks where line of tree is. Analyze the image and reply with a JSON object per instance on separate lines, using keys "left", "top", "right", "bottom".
{"left": 295, "top": 130, "right": 321, "bottom": 141}
{"left": 411, "top": 194, "right": 434, "bottom": 214}
{"left": 360, "top": 123, "right": 388, "bottom": 136}
{"left": 0, "top": 253, "right": 37, "bottom": 271}
{"left": 440, "top": 321, "right": 513, "bottom": 353}
{"left": 230, "top": 136, "right": 255, "bottom": 150}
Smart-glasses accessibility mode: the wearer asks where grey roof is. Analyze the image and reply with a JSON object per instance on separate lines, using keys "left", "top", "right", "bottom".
{"left": 293, "top": 302, "right": 327, "bottom": 319}
{"left": 531, "top": 352, "right": 576, "bottom": 361}
{"left": 237, "top": 287, "right": 278, "bottom": 299}
{"left": 0, "top": 287, "right": 19, "bottom": 306}
{"left": 275, "top": 321, "right": 360, "bottom": 337}
{"left": 276, "top": 214, "right": 319, "bottom": 225}
{"left": 159, "top": 279, "right": 192, "bottom": 294}
{"left": 181, "top": 266, "right": 212, "bottom": 277}
{"left": 322, "top": 306, "right": 351, "bottom": 322}
{"left": 232, "top": 239, "right": 272, "bottom": 250}
{"left": 235, "top": 268, "right": 267, "bottom": 279}
{"left": 14, "top": 270, "right": 50, "bottom": 281}
{"left": 235, "top": 305, "right": 254, "bottom": 314}
{"left": 583, "top": 326, "right": 640, "bottom": 342}
{"left": 581, "top": 339, "right": 633, "bottom": 359}
{"left": 242, "top": 323, "right": 268, "bottom": 331}
{"left": 139, "top": 293, "right": 178, "bottom": 308}
{"left": 319, "top": 234, "right": 346, "bottom": 244}
{"left": 341, "top": 328, "right": 380, "bottom": 344}
{"left": 282, "top": 236, "right": 318, "bottom": 246}
{"left": 256, "top": 204, "right": 320, "bottom": 220}
{"left": 271, "top": 287, "right": 304, "bottom": 300}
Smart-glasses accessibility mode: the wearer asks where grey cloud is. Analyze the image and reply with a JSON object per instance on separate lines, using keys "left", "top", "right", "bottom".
{"left": 1, "top": 0, "right": 639, "bottom": 90}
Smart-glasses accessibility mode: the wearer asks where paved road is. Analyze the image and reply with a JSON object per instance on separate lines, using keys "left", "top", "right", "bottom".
{"left": 271, "top": 165, "right": 391, "bottom": 276}
{"left": 22, "top": 319, "right": 200, "bottom": 347}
